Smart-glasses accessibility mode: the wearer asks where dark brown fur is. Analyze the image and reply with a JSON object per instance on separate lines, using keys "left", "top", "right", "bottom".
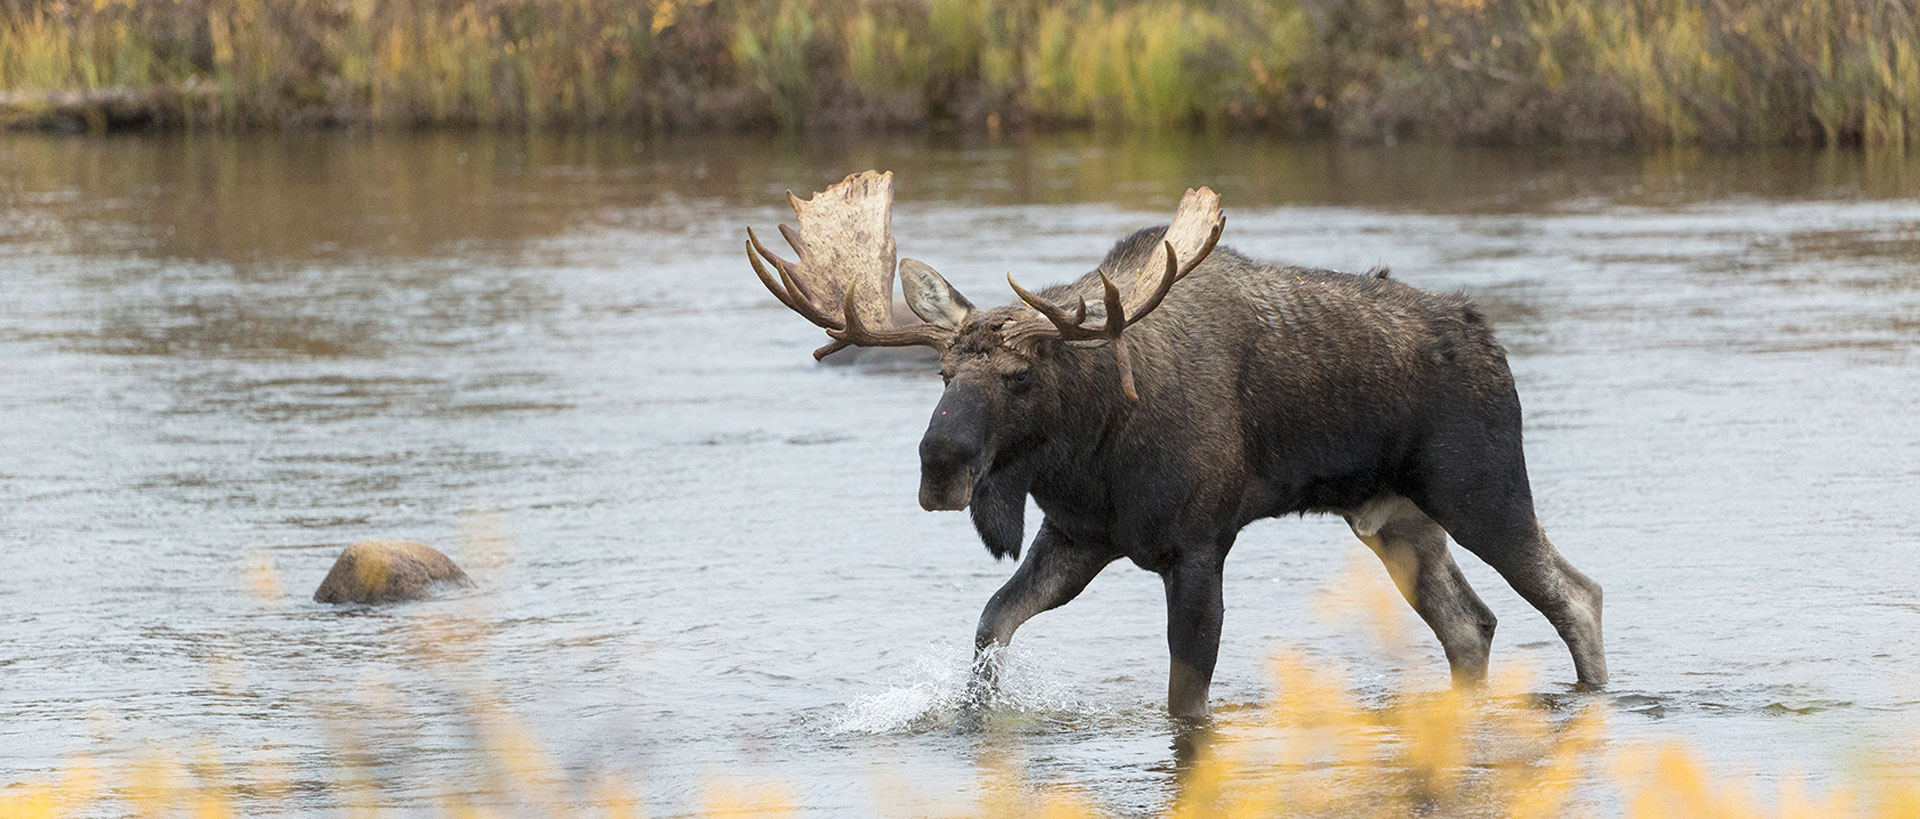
{"left": 921, "top": 227, "right": 1607, "bottom": 720}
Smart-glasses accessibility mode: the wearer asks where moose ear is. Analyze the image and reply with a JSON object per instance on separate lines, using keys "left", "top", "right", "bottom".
{"left": 899, "top": 259, "right": 974, "bottom": 328}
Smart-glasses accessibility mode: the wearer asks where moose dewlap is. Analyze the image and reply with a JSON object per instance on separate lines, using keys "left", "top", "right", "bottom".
{"left": 745, "top": 171, "right": 1607, "bottom": 720}
{"left": 313, "top": 540, "right": 472, "bottom": 604}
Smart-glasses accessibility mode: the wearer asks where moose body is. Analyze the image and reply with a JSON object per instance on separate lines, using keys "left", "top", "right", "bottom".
{"left": 747, "top": 171, "right": 1606, "bottom": 720}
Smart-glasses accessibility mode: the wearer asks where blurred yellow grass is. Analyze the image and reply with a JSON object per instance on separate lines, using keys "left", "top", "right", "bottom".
{"left": 6, "top": 661, "right": 1916, "bottom": 816}
{"left": 2, "top": 0, "right": 1916, "bottom": 146}
{"left": 5, "top": 544, "right": 1918, "bottom": 816}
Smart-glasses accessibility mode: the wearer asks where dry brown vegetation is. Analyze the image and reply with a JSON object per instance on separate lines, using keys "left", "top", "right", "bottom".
{"left": 2, "top": 0, "right": 1917, "bottom": 146}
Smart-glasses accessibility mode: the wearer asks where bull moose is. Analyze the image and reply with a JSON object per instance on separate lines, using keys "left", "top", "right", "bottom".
{"left": 744, "top": 170, "right": 1606, "bottom": 720}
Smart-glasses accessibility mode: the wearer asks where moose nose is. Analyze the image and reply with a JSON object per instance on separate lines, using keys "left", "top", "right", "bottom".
{"left": 918, "top": 387, "right": 987, "bottom": 511}
{"left": 919, "top": 434, "right": 980, "bottom": 474}
{"left": 920, "top": 387, "right": 986, "bottom": 466}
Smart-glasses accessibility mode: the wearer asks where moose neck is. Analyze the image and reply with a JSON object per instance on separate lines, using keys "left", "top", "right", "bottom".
{"left": 1023, "top": 341, "right": 1139, "bottom": 521}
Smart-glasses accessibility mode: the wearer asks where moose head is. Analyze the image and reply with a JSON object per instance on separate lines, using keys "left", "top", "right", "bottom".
{"left": 745, "top": 170, "right": 1222, "bottom": 521}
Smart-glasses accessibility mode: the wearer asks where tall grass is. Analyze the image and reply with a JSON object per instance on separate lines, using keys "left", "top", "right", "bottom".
{"left": 3, "top": 0, "right": 1917, "bottom": 145}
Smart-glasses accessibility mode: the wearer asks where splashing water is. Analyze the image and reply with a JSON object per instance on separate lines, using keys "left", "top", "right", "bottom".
{"left": 824, "top": 643, "right": 1140, "bottom": 736}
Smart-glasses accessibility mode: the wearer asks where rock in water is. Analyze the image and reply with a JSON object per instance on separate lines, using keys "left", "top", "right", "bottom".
{"left": 313, "top": 540, "right": 472, "bottom": 604}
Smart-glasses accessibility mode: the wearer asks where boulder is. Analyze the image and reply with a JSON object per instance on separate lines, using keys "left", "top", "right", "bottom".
{"left": 313, "top": 540, "right": 472, "bottom": 604}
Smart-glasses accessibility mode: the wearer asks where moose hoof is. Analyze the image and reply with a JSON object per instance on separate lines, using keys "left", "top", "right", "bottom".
{"left": 313, "top": 540, "right": 472, "bottom": 604}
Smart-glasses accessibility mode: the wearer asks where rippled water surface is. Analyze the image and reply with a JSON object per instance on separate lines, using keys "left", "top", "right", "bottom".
{"left": 2, "top": 133, "right": 1918, "bottom": 814}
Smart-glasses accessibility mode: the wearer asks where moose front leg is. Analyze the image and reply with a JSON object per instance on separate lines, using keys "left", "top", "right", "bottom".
{"left": 967, "top": 523, "right": 1111, "bottom": 705}
{"left": 1163, "top": 555, "right": 1225, "bottom": 722}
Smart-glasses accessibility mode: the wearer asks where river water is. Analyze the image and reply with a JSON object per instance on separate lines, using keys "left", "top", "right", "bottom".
{"left": 2, "top": 133, "right": 1917, "bottom": 815}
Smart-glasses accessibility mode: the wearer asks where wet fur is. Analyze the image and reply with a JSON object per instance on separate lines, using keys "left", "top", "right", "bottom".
{"left": 944, "top": 226, "right": 1607, "bottom": 714}
{"left": 963, "top": 227, "right": 1515, "bottom": 562}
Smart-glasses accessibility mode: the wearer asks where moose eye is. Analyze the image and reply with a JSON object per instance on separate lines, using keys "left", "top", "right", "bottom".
{"left": 1003, "top": 370, "right": 1032, "bottom": 392}
{"left": 940, "top": 370, "right": 954, "bottom": 387}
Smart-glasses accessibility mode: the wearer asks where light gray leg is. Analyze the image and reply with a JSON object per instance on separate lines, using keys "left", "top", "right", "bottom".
{"left": 1349, "top": 497, "right": 1499, "bottom": 685}
{"left": 1495, "top": 522, "right": 1607, "bottom": 687}
{"left": 1437, "top": 510, "right": 1607, "bottom": 687}
{"left": 1412, "top": 412, "right": 1609, "bottom": 688}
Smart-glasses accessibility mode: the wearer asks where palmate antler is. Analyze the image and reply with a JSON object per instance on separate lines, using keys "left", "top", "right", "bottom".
{"left": 745, "top": 170, "right": 954, "bottom": 359}
{"left": 746, "top": 174, "right": 1226, "bottom": 403}
{"left": 1001, "top": 187, "right": 1224, "bottom": 402}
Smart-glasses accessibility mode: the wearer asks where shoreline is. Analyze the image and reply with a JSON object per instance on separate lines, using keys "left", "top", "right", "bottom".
{"left": 3, "top": 0, "right": 1916, "bottom": 148}
{"left": 0, "top": 86, "right": 1909, "bottom": 151}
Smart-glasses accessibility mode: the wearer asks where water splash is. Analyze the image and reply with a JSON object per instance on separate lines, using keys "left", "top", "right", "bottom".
{"left": 823, "top": 643, "right": 1128, "bottom": 735}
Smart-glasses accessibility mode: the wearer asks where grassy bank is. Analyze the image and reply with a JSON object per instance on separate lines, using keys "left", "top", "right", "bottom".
{"left": 1, "top": 0, "right": 1916, "bottom": 146}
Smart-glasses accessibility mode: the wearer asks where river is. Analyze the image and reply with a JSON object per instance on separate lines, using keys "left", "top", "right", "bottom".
{"left": 2, "top": 132, "right": 1917, "bottom": 815}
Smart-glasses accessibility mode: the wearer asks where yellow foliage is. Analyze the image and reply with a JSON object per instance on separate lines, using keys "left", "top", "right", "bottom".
{"left": 3, "top": 610, "right": 1917, "bottom": 817}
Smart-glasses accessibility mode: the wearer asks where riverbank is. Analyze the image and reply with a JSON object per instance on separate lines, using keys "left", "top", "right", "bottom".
{"left": 2, "top": 0, "right": 1916, "bottom": 146}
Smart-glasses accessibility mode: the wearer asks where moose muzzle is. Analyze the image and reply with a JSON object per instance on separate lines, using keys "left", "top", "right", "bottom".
{"left": 918, "top": 386, "right": 990, "bottom": 511}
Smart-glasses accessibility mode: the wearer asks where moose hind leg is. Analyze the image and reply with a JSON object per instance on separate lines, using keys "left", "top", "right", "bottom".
{"left": 969, "top": 522, "right": 1111, "bottom": 701}
{"left": 1485, "top": 521, "right": 1606, "bottom": 687}
{"left": 1424, "top": 492, "right": 1607, "bottom": 687}
{"left": 1348, "top": 497, "right": 1498, "bottom": 685}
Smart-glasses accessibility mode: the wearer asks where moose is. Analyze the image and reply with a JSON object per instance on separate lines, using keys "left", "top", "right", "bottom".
{"left": 744, "top": 170, "right": 1606, "bottom": 720}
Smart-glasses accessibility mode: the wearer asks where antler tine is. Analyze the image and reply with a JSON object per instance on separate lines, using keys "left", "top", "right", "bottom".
{"left": 831, "top": 282, "right": 951, "bottom": 350}
{"left": 748, "top": 226, "right": 844, "bottom": 331}
{"left": 1175, "top": 217, "right": 1224, "bottom": 281}
{"left": 1096, "top": 270, "right": 1142, "bottom": 402}
{"left": 1105, "top": 210, "right": 1223, "bottom": 331}
{"left": 745, "top": 237, "right": 798, "bottom": 313}
{"left": 1115, "top": 242, "right": 1182, "bottom": 330}
{"left": 812, "top": 339, "right": 853, "bottom": 360}
{"left": 747, "top": 233, "right": 850, "bottom": 358}
{"left": 775, "top": 223, "right": 809, "bottom": 264}
{"left": 1009, "top": 273, "right": 1102, "bottom": 340}
{"left": 747, "top": 224, "right": 799, "bottom": 279}
{"left": 768, "top": 223, "right": 839, "bottom": 320}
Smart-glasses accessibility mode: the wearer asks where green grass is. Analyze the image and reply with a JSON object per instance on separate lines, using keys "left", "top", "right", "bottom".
{"left": 2, "top": 0, "right": 1917, "bottom": 147}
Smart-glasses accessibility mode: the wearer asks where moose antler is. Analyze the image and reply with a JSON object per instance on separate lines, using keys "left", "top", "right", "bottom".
{"left": 745, "top": 170, "right": 954, "bottom": 360}
{"left": 1002, "top": 187, "right": 1224, "bottom": 402}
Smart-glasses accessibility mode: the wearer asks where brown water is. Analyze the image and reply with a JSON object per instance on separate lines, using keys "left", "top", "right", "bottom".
{"left": 2, "top": 132, "right": 1918, "bottom": 815}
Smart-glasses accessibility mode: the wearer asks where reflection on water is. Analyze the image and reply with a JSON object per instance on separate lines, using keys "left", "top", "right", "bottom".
{"left": 1, "top": 132, "right": 1917, "bottom": 815}
{"left": 10, "top": 134, "right": 1920, "bottom": 264}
